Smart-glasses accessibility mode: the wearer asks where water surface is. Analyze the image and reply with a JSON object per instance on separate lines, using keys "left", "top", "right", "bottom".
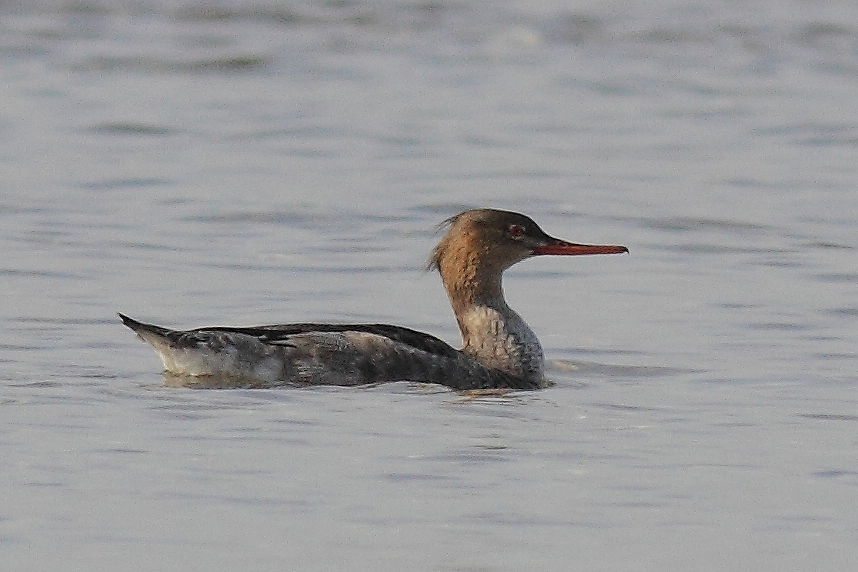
{"left": 2, "top": 1, "right": 857, "bottom": 570}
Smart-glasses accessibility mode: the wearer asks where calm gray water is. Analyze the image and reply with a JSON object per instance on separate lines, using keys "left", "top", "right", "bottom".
{"left": 2, "top": 1, "right": 857, "bottom": 570}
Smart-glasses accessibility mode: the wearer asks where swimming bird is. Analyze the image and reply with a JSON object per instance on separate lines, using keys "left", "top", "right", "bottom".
{"left": 120, "top": 209, "right": 627, "bottom": 390}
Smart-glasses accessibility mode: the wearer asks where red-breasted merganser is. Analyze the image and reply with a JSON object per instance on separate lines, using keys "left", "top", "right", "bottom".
{"left": 120, "top": 209, "right": 627, "bottom": 390}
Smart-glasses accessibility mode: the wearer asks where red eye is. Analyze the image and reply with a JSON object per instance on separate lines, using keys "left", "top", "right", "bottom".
{"left": 508, "top": 224, "right": 525, "bottom": 238}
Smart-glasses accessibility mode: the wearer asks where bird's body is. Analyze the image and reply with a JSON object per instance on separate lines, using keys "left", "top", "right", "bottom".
{"left": 121, "top": 209, "right": 627, "bottom": 390}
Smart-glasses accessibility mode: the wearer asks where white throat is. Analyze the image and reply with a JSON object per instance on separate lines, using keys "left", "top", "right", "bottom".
{"left": 458, "top": 304, "right": 544, "bottom": 380}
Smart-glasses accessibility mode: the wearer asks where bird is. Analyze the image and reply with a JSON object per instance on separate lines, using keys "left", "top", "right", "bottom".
{"left": 120, "top": 209, "right": 627, "bottom": 390}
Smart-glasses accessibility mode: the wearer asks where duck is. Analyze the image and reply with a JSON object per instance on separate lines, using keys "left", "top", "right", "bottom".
{"left": 120, "top": 209, "right": 627, "bottom": 390}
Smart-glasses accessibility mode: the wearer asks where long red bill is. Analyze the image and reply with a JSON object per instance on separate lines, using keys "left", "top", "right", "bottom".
{"left": 531, "top": 240, "right": 629, "bottom": 256}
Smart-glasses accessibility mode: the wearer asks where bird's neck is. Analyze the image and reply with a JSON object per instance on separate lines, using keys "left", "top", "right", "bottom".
{"left": 438, "top": 256, "right": 544, "bottom": 381}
